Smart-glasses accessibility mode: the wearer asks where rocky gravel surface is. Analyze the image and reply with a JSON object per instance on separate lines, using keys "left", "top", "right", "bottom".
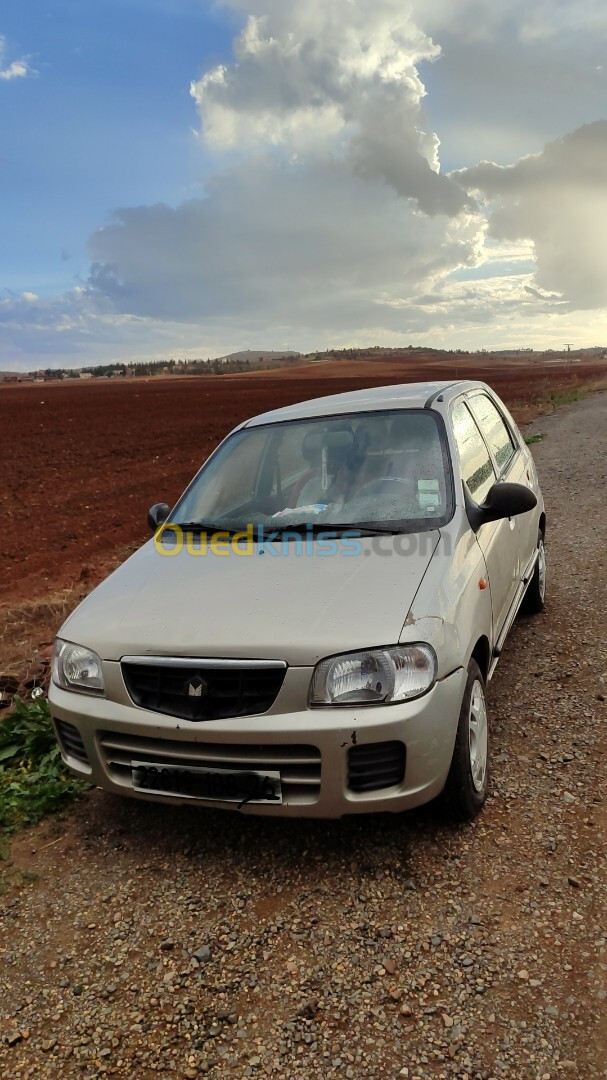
{"left": 1, "top": 393, "right": 606, "bottom": 1079}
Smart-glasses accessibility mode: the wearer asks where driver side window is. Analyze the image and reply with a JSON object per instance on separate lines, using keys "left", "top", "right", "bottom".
{"left": 468, "top": 393, "right": 516, "bottom": 474}
{"left": 452, "top": 401, "right": 497, "bottom": 504}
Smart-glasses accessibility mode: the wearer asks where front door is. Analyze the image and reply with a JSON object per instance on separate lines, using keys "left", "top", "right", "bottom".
{"left": 451, "top": 400, "right": 519, "bottom": 637}
{"left": 467, "top": 391, "right": 538, "bottom": 582}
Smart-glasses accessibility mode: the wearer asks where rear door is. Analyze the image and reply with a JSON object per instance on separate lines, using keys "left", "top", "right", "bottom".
{"left": 451, "top": 400, "right": 518, "bottom": 638}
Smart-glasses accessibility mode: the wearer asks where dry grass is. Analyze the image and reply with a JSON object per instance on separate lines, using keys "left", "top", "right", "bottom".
{"left": 0, "top": 591, "right": 86, "bottom": 673}
{"left": 0, "top": 544, "right": 135, "bottom": 674}
{"left": 508, "top": 373, "right": 607, "bottom": 424}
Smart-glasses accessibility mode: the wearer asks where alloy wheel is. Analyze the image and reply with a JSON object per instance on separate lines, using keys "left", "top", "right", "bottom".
{"left": 469, "top": 679, "right": 488, "bottom": 793}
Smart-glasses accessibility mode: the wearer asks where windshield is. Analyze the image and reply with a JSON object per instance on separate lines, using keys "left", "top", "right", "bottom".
{"left": 171, "top": 409, "right": 453, "bottom": 534}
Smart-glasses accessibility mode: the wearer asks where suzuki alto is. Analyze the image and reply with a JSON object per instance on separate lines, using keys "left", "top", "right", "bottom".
{"left": 49, "top": 380, "right": 546, "bottom": 820}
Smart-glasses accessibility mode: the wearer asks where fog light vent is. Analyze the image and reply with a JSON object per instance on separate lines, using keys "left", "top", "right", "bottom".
{"left": 348, "top": 740, "right": 406, "bottom": 793}
{"left": 56, "top": 720, "right": 89, "bottom": 766}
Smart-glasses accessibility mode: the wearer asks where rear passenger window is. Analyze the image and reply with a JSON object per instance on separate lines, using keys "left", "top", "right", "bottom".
{"left": 452, "top": 402, "right": 497, "bottom": 504}
{"left": 468, "top": 394, "right": 516, "bottom": 472}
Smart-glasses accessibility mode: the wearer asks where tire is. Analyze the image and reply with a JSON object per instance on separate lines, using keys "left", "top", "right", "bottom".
{"left": 521, "top": 530, "right": 546, "bottom": 615}
{"left": 442, "top": 659, "right": 489, "bottom": 821}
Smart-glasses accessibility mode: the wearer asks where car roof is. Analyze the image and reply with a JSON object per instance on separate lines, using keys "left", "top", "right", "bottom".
{"left": 245, "top": 379, "right": 484, "bottom": 427}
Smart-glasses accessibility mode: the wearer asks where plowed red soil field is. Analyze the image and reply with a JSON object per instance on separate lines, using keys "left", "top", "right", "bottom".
{"left": 1, "top": 353, "right": 605, "bottom": 610}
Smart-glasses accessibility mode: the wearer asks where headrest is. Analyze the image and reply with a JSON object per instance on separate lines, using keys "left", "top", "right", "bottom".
{"left": 389, "top": 413, "right": 437, "bottom": 451}
{"left": 302, "top": 427, "right": 354, "bottom": 466}
{"left": 353, "top": 416, "right": 390, "bottom": 452}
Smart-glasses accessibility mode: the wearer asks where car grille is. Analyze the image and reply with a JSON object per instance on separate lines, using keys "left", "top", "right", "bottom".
{"left": 121, "top": 660, "right": 286, "bottom": 722}
{"left": 98, "top": 731, "right": 321, "bottom": 804}
{"left": 55, "top": 720, "right": 90, "bottom": 766}
{"left": 348, "top": 740, "right": 406, "bottom": 793}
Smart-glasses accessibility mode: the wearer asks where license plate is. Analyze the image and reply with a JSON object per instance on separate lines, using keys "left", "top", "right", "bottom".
{"left": 130, "top": 761, "right": 283, "bottom": 805}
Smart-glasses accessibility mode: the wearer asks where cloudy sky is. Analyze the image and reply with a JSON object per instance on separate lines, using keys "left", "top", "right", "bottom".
{"left": 1, "top": 0, "right": 606, "bottom": 369}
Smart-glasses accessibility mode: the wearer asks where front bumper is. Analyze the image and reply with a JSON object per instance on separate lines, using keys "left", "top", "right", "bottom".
{"left": 48, "top": 664, "right": 467, "bottom": 818}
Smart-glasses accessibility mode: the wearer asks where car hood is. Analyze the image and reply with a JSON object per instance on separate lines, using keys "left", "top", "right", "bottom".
{"left": 61, "top": 533, "right": 440, "bottom": 666}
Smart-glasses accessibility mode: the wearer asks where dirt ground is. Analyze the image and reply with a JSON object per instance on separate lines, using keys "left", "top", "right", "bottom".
{"left": 0, "top": 392, "right": 606, "bottom": 1079}
{"left": 1, "top": 354, "right": 606, "bottom": 672}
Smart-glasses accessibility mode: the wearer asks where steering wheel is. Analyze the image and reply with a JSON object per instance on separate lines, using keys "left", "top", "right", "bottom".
{"left": 356, "top": 477, "right": 412, "bottom": 498}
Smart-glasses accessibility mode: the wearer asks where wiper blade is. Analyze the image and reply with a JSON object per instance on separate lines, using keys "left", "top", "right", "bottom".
{"left": 167, "top": 521, "right": 406, "bottom": 538}
{"left": 343, "top": 526, "right": 405, "bottom": 536}
{"left": 165, "top": 521, "right": 240, "bottom": 536}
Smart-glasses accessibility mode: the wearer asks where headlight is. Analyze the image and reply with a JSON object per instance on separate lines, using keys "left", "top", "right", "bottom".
{"left": 310, "top": 644, "right": 436, "bottom": 706}
{"left": 52, "top": 639, "right": 105, "bottom": 696}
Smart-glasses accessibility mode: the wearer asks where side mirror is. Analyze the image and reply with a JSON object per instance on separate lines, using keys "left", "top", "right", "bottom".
{"left": 148, "top": 503, "right": 170, "bottom": 531}
{"left": 465, "top": 482, "right": 537, "bottom": 532}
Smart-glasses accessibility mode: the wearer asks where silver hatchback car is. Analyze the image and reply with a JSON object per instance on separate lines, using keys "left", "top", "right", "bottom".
{"left": 49, "top": 381, "right": 545, "bottom": 821}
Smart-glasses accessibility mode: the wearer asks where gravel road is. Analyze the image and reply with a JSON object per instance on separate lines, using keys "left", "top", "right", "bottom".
{"left": 2, "top": 393, "right": 606, "bottom": 1080}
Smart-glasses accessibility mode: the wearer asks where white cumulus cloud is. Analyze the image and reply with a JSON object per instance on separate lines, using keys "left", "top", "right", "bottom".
{"left": 0, "top": 35, "right": 32, "bottom": 81}
{"left": 87, "top": 158, "right": 484, "bottom": 326}
{"left": 191, "top": 0, "right": 470, "bottom": 216}
{"left": 453, "top": 122, "right": 607, "bottom": 309}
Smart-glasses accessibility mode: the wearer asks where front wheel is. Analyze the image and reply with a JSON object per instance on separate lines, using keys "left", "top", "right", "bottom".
{"left": 521, "top": 530, "right": 546, "bottom": 615}
{"left": 442, "top": 659, "right": 489, "bottom": 821}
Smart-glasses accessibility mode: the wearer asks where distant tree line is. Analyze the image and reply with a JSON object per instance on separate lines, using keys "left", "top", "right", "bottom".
{"left": 79, "top": 357, "right": 254, "bottom": 378}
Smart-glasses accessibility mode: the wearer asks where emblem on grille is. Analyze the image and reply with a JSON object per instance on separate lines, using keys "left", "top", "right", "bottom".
{"left": 185, "top": 676, "right": 208, "bottom": 698}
